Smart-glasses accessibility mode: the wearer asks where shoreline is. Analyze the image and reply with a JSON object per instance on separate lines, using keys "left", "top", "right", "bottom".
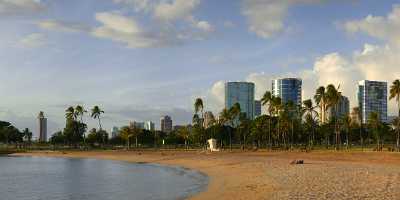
{"left": 14, "top": 150, "right": 400, "bottom": 199}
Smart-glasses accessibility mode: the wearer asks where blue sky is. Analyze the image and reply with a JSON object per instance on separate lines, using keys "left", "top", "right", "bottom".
{"left": 1, "top": 0, "right": 400, "bottom": 138}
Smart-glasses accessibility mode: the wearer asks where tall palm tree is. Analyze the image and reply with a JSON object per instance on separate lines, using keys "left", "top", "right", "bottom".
{"left": 301, "top": 99, "right": 318, "bottom": 147}
{"left": 75, "top": 105, "right": 87, "bottom": 123}
{"left": 219, "top": 108, "right": 230, "bottom": 148}
{"left": 178, "top": 126, "right": 191, "bottom": 149}
{"left": 392, "top": 117, "right": 400, "bottom": 151}
{"left": 229, "top": 103, "right": 241, "bottom": 150}
{"left": 91, "top": 106, "right": 104, "bottom": 130}
{"left": 390, "top": 79, "right": 400, "bottom": 118}
{"left": 65, "top": 106, "right": 76, "bottom": 121}
{"left": 314, "top": 86, "right": 328, "bottom": 124}
{"left": 326, "top": 84, "right": 342, "bottom": 150}
{"left": 368, "top": 112, "right": 381, "bottom": 151}
{"left": 238, "top": 112, "right": 250, "bottom": 150}
{"left": 342, "top": 115, "right": 352, "bottom": 150}
{"left": 120, "top": 126, "right": 133, "bottom": 149}
{"left": 23, "top": 128, "right": 32, "bottom": 147}
{"left": 261, "top": 91, "right": 273, "bottom": 149}
{"left": 271, "top": 97, "right": 282, "bottom": 147}
{"left": 261, "top": 91, "right": 273, "bottom": 115}
{"left": 207, "top": 113, "right": 217, "bottom": 138}
{"left": 351, "top": 107, "right": 364, "bottom": 149}
{"left": 75, "top": 105, "right": 87, "bottom": 144}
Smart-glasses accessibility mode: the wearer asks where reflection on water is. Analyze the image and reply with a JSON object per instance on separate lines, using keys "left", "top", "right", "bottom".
{"left": 0, "top": 156, "right": 208, "bottom": 200}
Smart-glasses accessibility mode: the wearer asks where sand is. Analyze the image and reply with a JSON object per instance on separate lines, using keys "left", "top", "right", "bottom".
{"left": 15, "top": 150, "right": 400, "bottom": 200}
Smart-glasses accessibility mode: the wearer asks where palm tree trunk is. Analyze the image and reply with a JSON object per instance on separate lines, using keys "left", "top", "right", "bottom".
{"left": 346, "top": 129, "right": 349, "bottom": 150}
{"left": 268, "top": 118, "right": 271, "bottom": 150}
{"left": 397, "top": 129, "right": 399, "bottom": 152}
{"left": 360, "top": 124, "right": 363, "bottom": 151}
{"left": 98, "top": 117, "right": 102, "bottom": 130}
{"left": 135, "top": 136, "right": 138, "bottom": 148}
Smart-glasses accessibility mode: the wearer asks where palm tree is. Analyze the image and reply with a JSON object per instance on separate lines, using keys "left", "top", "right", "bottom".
{"left": 91, "top": 106, "right": 104, "bottom": 144}
{"left": 219, "top": 108, "right": 230, "bottom": 148}
{"left": 178, "top": 126, "right": 191, "bottom": 149}
{"left": 75, "top": 105, "right": 87, "bottom": 144}
{"left": 23, "top": 128, "right": 32, "bottom": 148}
{"left": 261, "top": 91, "right": 273, "bottom": 115}
{"left": 261, "top": 91, "right": 273, "bottom": 149}
{"left": 392, "top": 117, "right": 400, "bottom": 151}
{"left": 301, "top": 99, "right": 318, "bottom": 147}
{"left": 368, "top": 112, "right": 381, "bottom": 151}
{"left": 65, "top": 106, "right": 76, "bottom": 121}
{"left": 314, "top": 86, "right": 328, "bottom": 124}
{"left": 271, "top": 97, "right": 282, "bottom": 147}
{"left": 238, "top": 112, "right": 250, "bottom": 150}
{"left": 351, "top": 107, "right": 364, "bottom": 150}
{"left": 342, "top": 115, "right": 352, "bottom": 150}
{"left": 75, "top": 105, "right": 87, "bottom": 123}
{"left": 207, "top": 113, "right": 217, "bottom": 138}
{"left": 91, "top": 106, "right": 104, "bottom": 130}
{"left": 326, "top": 84, "right": 342, "bottom": 150}
{"left": 390, "top": 79, "right": 400, "bottom": 118}
{"left": 228, "top": 103, "right": 241, "bottom": 150}
{"left": 120, "top": 126, "right": 133, "bottom": 149}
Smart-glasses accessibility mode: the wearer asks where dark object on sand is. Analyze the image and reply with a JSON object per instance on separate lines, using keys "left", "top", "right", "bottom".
{"left": 290, "top": 160, "right": 304, "bottom": 165}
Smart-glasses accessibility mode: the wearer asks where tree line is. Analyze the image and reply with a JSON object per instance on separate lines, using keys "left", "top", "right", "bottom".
{"left": 37, "top": 79, "right": 400, "bottom": 151}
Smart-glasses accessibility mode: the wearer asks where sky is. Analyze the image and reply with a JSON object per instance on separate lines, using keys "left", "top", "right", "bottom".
{"left": 1, "top": 0, "right": 400, "bottom": 138}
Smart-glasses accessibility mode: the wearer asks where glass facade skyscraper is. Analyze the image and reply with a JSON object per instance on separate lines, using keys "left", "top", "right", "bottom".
{"left": 272, "top": 78, "right": 302, "bottom": 106}
{"left": 327, "top": 95, "right": 350, "bottom": 119}
{"left": 225, "top": 82, "right": 255, "bottom": 119}
{"left": 358, "top": 80, "right": 388, "bottom": 123}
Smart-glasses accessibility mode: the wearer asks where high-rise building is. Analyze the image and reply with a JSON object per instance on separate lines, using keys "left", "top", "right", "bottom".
{"left": 160, "top": 115, "right": 172, "bottom": 133}
{"left": 327, "top": 95, "right": 350, "bottom": 119}
{"left": 225, "top": 82, "right": 255, "bottom": 119}
{"left": 38, "top": 111, "right": 47, "bottom": 142}
{"left": 111, "top": 126, "right": 119, "bottom": 138}
{"left": 144, "top": 121, "right": 155, "bottom": 131}
{"left": 358, "top": 80, "right": 388, "bottom": 123}
{"left": 350, "top": 107, "right": 361, "bottom": 125}
{"left": 130, "top": 121, "right": 145, "bottom": 129}
{"left": 254, "top": 100, "right": 262, "bottom": 117}
{"left": 203, "top": 111, "right": 215, "bottom": 128}
{"left": 272, "top": 78, "right": 302, "bottom": 106}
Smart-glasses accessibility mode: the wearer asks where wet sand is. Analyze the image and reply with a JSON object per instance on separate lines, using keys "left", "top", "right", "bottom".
{"left": 15, "top": 150, "right": 400, "bottom": 200}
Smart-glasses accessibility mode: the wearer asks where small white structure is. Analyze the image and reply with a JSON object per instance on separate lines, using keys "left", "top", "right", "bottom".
{"left": 207, "top": 138, "right": 219, "bottom": 152}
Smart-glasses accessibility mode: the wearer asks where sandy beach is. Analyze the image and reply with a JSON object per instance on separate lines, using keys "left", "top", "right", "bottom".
{"left": 15, "top": 150, "right": 400, "bottom": 200}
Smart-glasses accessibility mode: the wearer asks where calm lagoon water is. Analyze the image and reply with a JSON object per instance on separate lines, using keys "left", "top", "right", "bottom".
{"left": 0, "top": 156, "right": 208, "bottom": 200}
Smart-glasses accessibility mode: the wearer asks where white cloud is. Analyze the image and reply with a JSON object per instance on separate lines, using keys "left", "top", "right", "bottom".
{"left": 241, "top": 0, "right": 320, "bottom": 38}
{"left": 17, "top": 33, "right": 46, "bottom": 48}
{"left": 92, "top": 12, "right": 177, "bottom": 48}
{"left": 344, "top": 4, "right": 400, "bottom": 45}
{"left": 0, "top": 0, "right": 45, "bottom": 15}
{"left": 112, "top": 0, "right": 155, "bottom": 12}
{"left": 154, "top": 0, "right": 200, "bottom": 22}
{"left": 245, "top": 72, "right": 274, "bottom": 99}
{"left": 36, "top": 0, "right": 213, "bottom": 48}
{"left": 38, "top": 20, "right": 90, "bottom": 33}
{"left": 194, "top": 20, "right": 214, "bottom": 32}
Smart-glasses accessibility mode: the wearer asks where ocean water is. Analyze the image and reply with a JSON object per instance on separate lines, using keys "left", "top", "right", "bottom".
{"left": 0, "top": 156, "right": 208, "bottom": 200}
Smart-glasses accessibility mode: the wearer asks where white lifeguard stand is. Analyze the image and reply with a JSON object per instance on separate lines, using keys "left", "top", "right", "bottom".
{"left": 207, "top": 138, "right": 219, "bottom": 152}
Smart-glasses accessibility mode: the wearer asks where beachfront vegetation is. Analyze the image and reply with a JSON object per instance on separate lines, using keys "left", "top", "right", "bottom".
{"left": 3, "top": 81, "right": 400, "bottom": 152}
